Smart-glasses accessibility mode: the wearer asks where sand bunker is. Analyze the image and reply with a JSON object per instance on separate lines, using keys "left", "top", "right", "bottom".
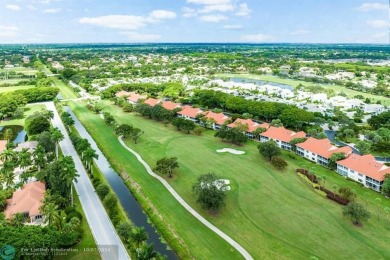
{"left": 216, "top": 148, "right": 245, "bottom": 155}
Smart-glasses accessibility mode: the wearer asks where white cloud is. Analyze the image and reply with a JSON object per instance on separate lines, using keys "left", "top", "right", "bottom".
{"left": 241, "top": 34, "right": 275, "bottom": 42}
{"left": 6, "top": 5, "right": 21, "bottom": 11}
{"left": 80, "top": 15, "right": 147, "bottom": 30}
{"left": 357, "top": 3, "right": 387, "bottom": 11}
{"left": 367, "top": 19, "right": 388, "bottom": 28}
{"left": 148, "top": 10, "right": 177, "bottom": 21}
{"left": 43, "top": 8, "right": 61, "bottom": 13}
{"left": 27, "top": 5, "right": 38, "bottom": 10}
{"left": 290, "top": 29, "right": 311, "bottom": 35}
{"left": 79, "top": 10, "right": 176, "bottom": 30}
{"left": 182, "top": 7, "right": 197, "bottom": 17}
{"left": 235, "top": 3, "right": 251, "bottom": 17}
{"left": 120, "top": 32, "right": 161, "bottom": 41}
{"left": 224, "top": 24, "right": 242, "bottom": 30}
{"left": 199, "top": 14, "right": 228, "bottom": 22}
{"left": 0, "top": 26, "right": 19, "bottom": 37}
{"left": 199, "top": 4, "right": 235, "bottom": 13}
{"left": 187, "top": 0, "right": 232, "bottom": 5}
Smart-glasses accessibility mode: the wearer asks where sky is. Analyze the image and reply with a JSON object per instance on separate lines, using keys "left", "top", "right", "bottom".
{"left": 0, "top": 0, "right": 389, "bottom": 44}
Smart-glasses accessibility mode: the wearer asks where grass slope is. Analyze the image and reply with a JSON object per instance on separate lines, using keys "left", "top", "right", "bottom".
{"left": 0, "top": 85, "right": 35, "bottom": 93}
{"left": 217, "top": 73, "right": 390, "bottom": 106}
{"left": 52, "top": 77, "right": 78, "bottom": 99}
{"left": 71, "top": 100, "right": 390, "bottom": 259}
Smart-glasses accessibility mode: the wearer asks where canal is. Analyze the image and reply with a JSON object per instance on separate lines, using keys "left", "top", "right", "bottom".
{"left": 64, "top": 107, "right": 177, "bottom": 260}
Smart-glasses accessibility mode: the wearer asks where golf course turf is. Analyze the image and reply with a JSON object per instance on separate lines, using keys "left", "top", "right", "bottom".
{"left": 70, "top": 100, "right": 390, "bottom": 259}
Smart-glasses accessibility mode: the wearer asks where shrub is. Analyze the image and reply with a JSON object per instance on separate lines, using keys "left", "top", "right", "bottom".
{"left": 96, "top": 184, "right": 110, "bottom": 199}
{"left": 117, "top": 221, "right": 133, "bottom": 239}
{"left": 271, "top": 156, "right": 288, "bottom": 170}
{"left": 66, "top": 211, "right": 83, "bottom": 222}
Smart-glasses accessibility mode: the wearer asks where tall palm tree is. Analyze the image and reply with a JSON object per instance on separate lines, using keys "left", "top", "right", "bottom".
{"left": 61, "top": 156, "right": 79, "bottom": 206}
{"left": 18, "top": 148, "right": 31, "bottom": 172}
{"left": 44, "top": 110, "right": 54, "bottom": 120}
{"left": 83, "top": 147, "right": 98, "bottom": 173}
{"left": 51, "top": 128, "right": 64, "bottom": 160}
{"left": 42, "top": 202, "right": 61, "bottom": 228}
{"left": 33, "top": 145, "right": 46, "bottom": 171}
{"left": 1, "top": 162, "right": 16, "bottom": 187}
{"left": 384, "top": 207, "right": 390, "bottom": 227}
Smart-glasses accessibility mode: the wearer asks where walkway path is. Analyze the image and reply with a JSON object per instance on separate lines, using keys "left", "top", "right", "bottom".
{"left": 44, "top": 102, "right": 130, "bottom": 260}
{"left": 118, "top": 136, "right": 254, "bottom": 260}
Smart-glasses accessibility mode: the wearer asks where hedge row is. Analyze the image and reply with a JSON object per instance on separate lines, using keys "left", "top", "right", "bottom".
{"left": 0, "top": 87, "right": 59, "bottom": 103}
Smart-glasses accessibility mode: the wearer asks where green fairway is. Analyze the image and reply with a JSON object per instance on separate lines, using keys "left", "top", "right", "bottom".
{"left": 0, "top": 104, "right": 45, "bottom": 126}
{"left": 0, "top": 85, "right": 35, "bottom": 93}
{"left": 217, "top": 73, "right": 390, "bottom": 106}
{"left": 52, "top": 77, "right": 78, "bottom": 99}
{"left": 70, "top": 100, "right": 390, "bottom": 259}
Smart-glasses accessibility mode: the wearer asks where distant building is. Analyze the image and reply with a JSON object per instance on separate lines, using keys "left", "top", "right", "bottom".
{"left": 161, "top": 101, "right": 181, "bottom": 111}
{"left": 260, "top": 126, "right": 306, "bottom": 150}
{"left": 144, "top": 98, "right": 161, "bottom": 107}
{"left": 202, "top": 111, "right": 231, "bottom": 130}
{"left": 14, "top": 141, "right": 38, "bottom": 153}
{"left": 177, "top": 106, "right": 203, "bottom": 122}
{"left": 5, "top": 181, "right": 46, "bottom": 224}
{"left": 336, "top": 154, "right": 390, "bottom": 191}
{"left": 228, "top": 118, "right": 270, "bottom": 140}
{"left": 296, "top": 137, "right": 352, "bottom": 167}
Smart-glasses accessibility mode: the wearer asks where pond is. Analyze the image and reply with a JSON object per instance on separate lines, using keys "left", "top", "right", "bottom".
{"left": 0, "top": 125, "right": 27, "bottom": 144}
{"left": 220, "top": 76, "right": 294, "bottom": 90}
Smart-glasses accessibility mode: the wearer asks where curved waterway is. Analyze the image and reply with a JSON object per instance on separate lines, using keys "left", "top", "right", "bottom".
{"left": 64, "top": 107, "right": 177, "bottom": 260}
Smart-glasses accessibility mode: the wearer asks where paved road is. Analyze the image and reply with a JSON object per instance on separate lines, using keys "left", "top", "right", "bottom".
{"left": 118, "top": 137, "right": 254, "bottom": 260}
{"left": 44, "top": 102, "right": 130, "bottom": 260}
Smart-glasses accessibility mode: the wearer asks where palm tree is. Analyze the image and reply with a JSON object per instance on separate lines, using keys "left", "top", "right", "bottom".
{"left": 11, "top": 213, "right": 25, "bottom": 227}
{"left": 33, "top": 145, "right": 46, "bottom": 171}
{"left": 4, "top": 128, "right": 13, "bottom": 142}
{"left": 60, "top": 156, "right": 79, "bottom": 206}
{"left": 1, "top": 162, "right": 15, "bottom": 187}
{"left": 42, "top": 202, "right": 61, "bottom": 228}
{"left": 131, "top": 227, "right": 148, "bottom": 247}
{"left": 83, "top": 147, "right": 98, "bottom": 173}
{"left": 0, "top": 149, "right": 16, "bottom": 163}
{"left": 18, "top": 148, "right": 31, "bottom": 172}
{"left": 43, "top": 109, "right": 54, "bottom": 120}
{"left": 364, "top": 192, "right": 370, "bottom": 206}
{"left": 320, "top": 175, "right": 327, "bottom": 188}
{"left": 51, "top": 128, "right": 64, "bottom": 160}
{"left": 136, "top": 244, "right": 158, "bottom": 260}
{"left": 331, "top": 184, "right": 338, "bottom": 198}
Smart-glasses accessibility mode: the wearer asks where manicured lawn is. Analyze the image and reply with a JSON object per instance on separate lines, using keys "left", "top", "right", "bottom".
{"left": 70, "top": 100, "right": 390, "bottom": 259}
{"left": 0, "top": 85, "right": 35, "bottom": 93}
{"left": 0, "top": 67, "right": 37, "bottom": 76}
{"left": 52, "top": 77, "right": 78, "bottom": 99}
{"left": 0, "top": 104, "right": 45, "bottom": 126}
{"left": 216, "top": 73, "right": 390, "bottom": 106}
{"left": 56, "top": 187, "right": 101, "bottom": 260}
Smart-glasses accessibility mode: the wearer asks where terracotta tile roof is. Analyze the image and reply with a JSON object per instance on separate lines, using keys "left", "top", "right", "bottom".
{"left": 177, "top": 105, "right": 203, "bottom": 118}
{"left": 144, "top": 98, "right": 161, "bottom": 107}
{"left": 115, "top": 90, "right": 132, "bottom": 97}
{"left": 127, "top": 92, "right": 147, "bottom": 103}
{"left": 161, "top": 101, "right": 181, "bottom": 111}
{"left": 227, "top": 118, "right": 270, "bottom": 133}
{"left": 5, "top": 181, "right": 46, "bottom": 219}
{"left": 296, "top": 137, "right": 353, "bottom": 159}
{"left": 337, "top": 154, "right": 390, "bottom": 182}
{"left": 260, "top": 126, "right": 306, "bottom": 143}
{"left": 0, "top": 140, "right": 7, "bottom": 153}
{"left": 203, "top": 111, "right": 231, "bottom": 125}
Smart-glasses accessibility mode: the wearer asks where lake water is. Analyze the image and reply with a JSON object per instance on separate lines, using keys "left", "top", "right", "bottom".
{"left": 222, "top": 76, "right": 294, "bottom": 90}
{"left": 0, "top": 125, "right": 27, "bottom": 144}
